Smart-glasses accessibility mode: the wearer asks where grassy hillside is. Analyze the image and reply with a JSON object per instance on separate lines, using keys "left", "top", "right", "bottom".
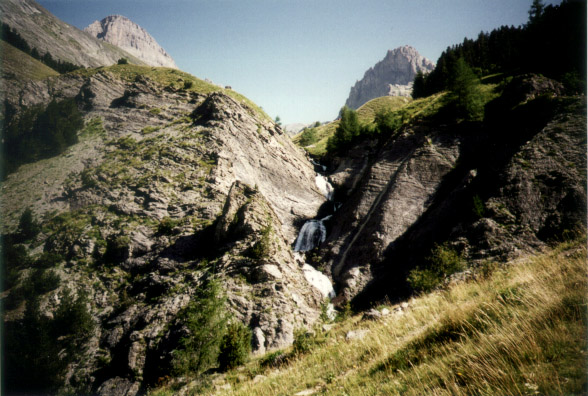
{"left": 293, "top": 94, "right": 442, "bottom": 157}
{"left": 0, "top": 40, "right": 59, "bottom": 80}
{"left": 150, "top": 236, "right": 587, "bottom": 395}
{"left": 72, "top": 64, "right": 270, "bottom": 122}
{"left": 295, "top": 80, "right": 501, "bottom": 158}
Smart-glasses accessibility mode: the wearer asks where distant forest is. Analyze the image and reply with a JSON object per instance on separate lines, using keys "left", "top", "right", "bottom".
{"left": 413, "top": 0, "right": 587, "bottom": 97}
{"left": 0, "top": 22, "right": 82, "bottom": 74}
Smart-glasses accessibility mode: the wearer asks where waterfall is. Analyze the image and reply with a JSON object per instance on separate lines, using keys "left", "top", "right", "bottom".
{"left": 294, "top": 161, "right": 336, "bottom": 251}
{"left": 294, "top": 216, "right": 330, "bottom": 252}
{"left": 310, "top": 158, "right": 327, "bottom": 172}
{"left": 315, "top": 174, "right": 334, "bottom": 201}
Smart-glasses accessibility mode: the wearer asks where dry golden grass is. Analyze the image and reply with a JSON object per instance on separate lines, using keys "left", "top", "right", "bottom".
{"left": 1, "top": 41, "right": 59, "bottom": 80}
{"left": 150, "top": 237, "right": 587, "bottom": 396}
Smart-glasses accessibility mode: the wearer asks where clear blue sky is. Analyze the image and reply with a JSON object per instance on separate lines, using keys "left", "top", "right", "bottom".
{"left": 38, "top": 0, "right": 560, "bottom": 125}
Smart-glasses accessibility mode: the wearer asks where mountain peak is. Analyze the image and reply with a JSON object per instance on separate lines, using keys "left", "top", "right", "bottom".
{"left": 84, "top": 15, "right": 178, "bottom": 69}
{"left": 345, "top": 46, "right": 435, "bottom": 109}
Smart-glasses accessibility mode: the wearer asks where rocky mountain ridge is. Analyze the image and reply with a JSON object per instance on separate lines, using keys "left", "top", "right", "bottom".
{"left": 345, "top": 45, "right": 435, "bottom": 109}
{"left": 84, "top": 15, "right": 178, "bottom": 69}
{"left": 0, "top": 0, "right": 145, "bottom": 67}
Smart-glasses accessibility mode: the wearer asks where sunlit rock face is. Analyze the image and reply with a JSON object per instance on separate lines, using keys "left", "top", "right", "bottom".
{"left": 85, "top": 15, "right": 178, "bottom": 69}
{"left": 345, "top": 45, "right": 435, "bottom": 109}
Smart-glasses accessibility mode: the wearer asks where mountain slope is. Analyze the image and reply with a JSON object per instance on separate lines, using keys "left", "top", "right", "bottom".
{"left": 0, "top": 0, "right": 145, "bottom": 67}
{"left": 1, "top": 63, "right": 329, "bottom": 394}
{"left": 320, "top": 75, "right": 586, "bottom": 306}
{"left": 345, "top": 45, "right": 435, "bottom": 109}
{"left": 0, "top": 40, "right": 59, "bottom": 81}
{"left": 85, "top": 15, "right": 178, "bottom": 69}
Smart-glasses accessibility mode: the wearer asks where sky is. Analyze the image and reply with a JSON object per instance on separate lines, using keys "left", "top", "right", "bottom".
{"left": 37, "top": 0, "right": 561, "bottom": 125}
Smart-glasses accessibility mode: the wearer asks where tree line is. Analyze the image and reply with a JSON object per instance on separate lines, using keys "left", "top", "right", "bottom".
{"left": 413, "top": 0, "right": 586, "bottom": 98}
{"left": 0, "top": 22, "right": 82, "bottom": 74}
{"left": 1, "top": 98, "right": 84, "bottom": 178}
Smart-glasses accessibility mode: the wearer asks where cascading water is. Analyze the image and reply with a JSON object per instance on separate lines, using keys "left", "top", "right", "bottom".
{"left": 294, "top": 215, "right": 331, "bottom": 252}
{"left": 315, "top": 174, "right": 334, "bottom": 201}
{"left": 294, "top": 159, "right": 338, "bottom": 306}
{"left": 293, "top": 160, "right": 336, "bottom": 252}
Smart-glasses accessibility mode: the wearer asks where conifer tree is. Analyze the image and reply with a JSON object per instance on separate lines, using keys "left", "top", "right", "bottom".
{"left": 451, "top": 58, "right": 483, "bottom": 121}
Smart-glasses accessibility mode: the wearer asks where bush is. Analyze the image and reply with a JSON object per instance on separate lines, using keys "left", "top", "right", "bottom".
{"left": 298, "top": 127, "right": 318, "bottom": 147}
{"left": 326, "top": 106, "right": 360, "bottom": 154}
{"left": 103, "top": 234, "right": 131, "bottom": 263}
{"left": 2, "top": 98, "right": 83, "bottom": 177}
{"left": 183, "top": 80, "right": 194, "bottom": 90}
{"left": 292, "top": 327, "right": 326, "bottom": 356}
{"left": 407, "top": 268, "right": 440, "bottom": 294}
{"left": 158, "top": 217, "right": 180, "bottom": 235}
{"left": 218, "top": 321, "right": 251, "bottom": 371}
{"left": 408, "top": 243, "right": 465, "bottom": 293}
{"left": 249, "top": 224, "right": 272, "bottom": 259}
{"left": 2, "top": 237, "right": 31, "bottom": 291}
{"left": 4, "top": 289, "right": 94, "bottom": 395}
{"left": 117, "top": 58, "right": 129, "bottom": 65}
{"left": 17, "top": 207, "right": 40, "bottom": 241}
{"left": 172, "top": 277, "right": 229, "bottom": 376}
{"left": 35, "top": 252, "right": 63, "bottom": 268}
{"left": 472, "top": 194, "right": 486, "bottom": 218}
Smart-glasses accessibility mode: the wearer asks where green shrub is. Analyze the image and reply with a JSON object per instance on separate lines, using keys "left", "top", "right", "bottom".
{"left": 103, "top": 235, "right": 131, "bottom": 263}
{"left": 407, "top": 268, "right": 440, "bottom": 294}
{"left": 249, "top": 224, "right": 272, "bottom": 259}
{"left": 183, "top": 80, "right": 194, "bottom": 90}
{"left": 33, "top": 269, "right": 61, "bottom": 294}
{"left": 259, "top": 350, "right": 288, "bottom": 368}
{"left": 117, "top": 58, "right": 129, "bottom": 65}
{"left": 17, "top": 207, "right": 40, "bottom": 240}
{"left": 4, "top": 288, "right": 94, "bottom": 395}
{"left": 158, "top": 217, "right": 180, "bottom": 235}
{"left": 172, "top": 277, "right": 229, "bottom": 376}
{"left": 429, "top": 243, "right": 464, "bottom": 275}
{"left": 35, "top": 252, "right": 63, "bottom": 268}
{"left": 218, "top": 321, "right": 252, "bottom": 371}
{"left": 408, "top": 243, "right": 465, "bottom": 293}
{"left": 2, "top": 237, "right": 32, "bottom": 291}
{"left": 472, "top": 194, "right": 486, "bottom": 218}
{"left": 298, "top": 127, "right": 318, "bottom": 147}
{"left": 326, "top": 106, "right": 360, "bottom": 154}
{"left": 292, "top": 327, "right": 325, "bottom": 356}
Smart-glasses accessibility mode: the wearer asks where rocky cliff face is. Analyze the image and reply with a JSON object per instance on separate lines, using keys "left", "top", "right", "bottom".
{"left": 85, "top": 15, "right": 178, "bottom": 69}
{"left": 345, "top": 45, "right": 435, "bottom": 109}
{"left": 1, "top": 65, "right": 328, "bottom": 394}
{"left": 0, "top": 0, "right": 145, "bottom": 67}
{"left": 325, "top": 75, "right": 586, "bottom": 306}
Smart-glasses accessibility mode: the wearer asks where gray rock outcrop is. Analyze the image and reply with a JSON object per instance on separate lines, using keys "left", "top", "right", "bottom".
{"left": 345, "top": 45, "right": 435, "bottom": 109}
{"left": 1, "top": 64, "right": 328, "bottom": 394}
{"left": 326, "top": 75, "right": 586, "bottom": 306}
{"left": 84, "top": 15, "right": 178, "bottom": 69}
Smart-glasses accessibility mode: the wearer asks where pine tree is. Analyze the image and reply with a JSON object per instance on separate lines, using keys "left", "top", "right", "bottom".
{"left": 172, "top": 276, "right": 229, "bottom": 376}
{"left": 451, "top": 58, "right": 483, "bottom": 121}
{"left": 528, "top": 0, "right": 545, "bottom": 25}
